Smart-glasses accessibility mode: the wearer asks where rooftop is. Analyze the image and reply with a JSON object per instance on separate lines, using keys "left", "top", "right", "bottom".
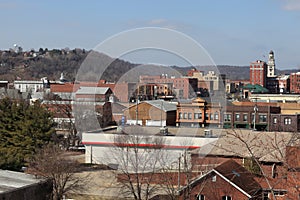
{"left": 192, "top": 129, "right": 295, "bottom": 163}
{"left": 144, "top": 100, "right": 177, "bottom": 112}
{"left": 76, "top": 87, "right": 111, "bottom": 95}
{"left": 0, "top": 170, "right": 47, "bottom": 193}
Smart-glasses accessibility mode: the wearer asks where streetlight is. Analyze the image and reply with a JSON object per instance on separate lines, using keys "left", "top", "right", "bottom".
{"left": 252, "top": 96, "right": 259, "bottom": 131}
{"left": 253, "top": 104, "right": 258, "bottom": 131}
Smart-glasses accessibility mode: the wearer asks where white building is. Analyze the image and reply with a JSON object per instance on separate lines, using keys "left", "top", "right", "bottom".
{"left": 82, "top": 127, "right": 219, "bottom": 171}
{"left": 14, "top": 77, "right": 50, "bottom": 93}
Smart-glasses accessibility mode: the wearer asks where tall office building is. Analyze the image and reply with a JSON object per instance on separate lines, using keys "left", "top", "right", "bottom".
{"left": 250, "top": 60, "right": 267, "bottom": 87}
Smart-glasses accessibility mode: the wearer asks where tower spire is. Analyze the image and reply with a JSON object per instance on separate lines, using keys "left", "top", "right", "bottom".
{"left": 267, "top": 50, "right": 275, "bottom": 77}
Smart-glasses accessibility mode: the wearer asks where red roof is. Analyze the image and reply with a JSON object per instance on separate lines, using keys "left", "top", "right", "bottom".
{"left": 50, "top": 83, "right": 79, "bottom": 93}
{"left": 50, "top": 81, "right": 116, "bottom": 93}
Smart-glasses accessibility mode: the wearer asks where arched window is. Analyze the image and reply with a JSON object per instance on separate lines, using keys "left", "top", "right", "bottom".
{"left": 273, "top": 117, "right": 277, "bottom": 124}
{"left": 284, "top": 118, "right": 291, "bottom": 125}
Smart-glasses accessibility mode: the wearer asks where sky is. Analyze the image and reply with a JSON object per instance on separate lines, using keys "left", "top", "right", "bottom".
{"left": 1, "top": 0, "right": 300, "bottom": 69}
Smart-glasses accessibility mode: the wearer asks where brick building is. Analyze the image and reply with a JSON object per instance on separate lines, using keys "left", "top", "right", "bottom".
{"left": 269, "top": 113, "right": 300, "bottom": 132}
{"left": 186, "top": 69, "right": 226, "bottom": 92}
{"left": 224, "top": 101, "right": 280, "bottom": 130}
{"left": 290, "top": 72, "right": 300, "bottom": 94}
{"left": 179, "top": 160, "right": 262, "bottom": 200}
{"left": 140, "top": 75, "right": 198, "bottom": 99}
{"left": 176, "top": 97, "right": 222, "bottom": 128}
{"left": 190, "top": 131, "right": 297, "bottom": 199}
{"left": 250, "top": 60, "right": 267, "bottom": 87}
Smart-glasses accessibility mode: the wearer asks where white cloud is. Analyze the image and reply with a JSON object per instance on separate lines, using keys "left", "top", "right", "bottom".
{"left": 282, "top": 0, "right": 300, "bottom": 11}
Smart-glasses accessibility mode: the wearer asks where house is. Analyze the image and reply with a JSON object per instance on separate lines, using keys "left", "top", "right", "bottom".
{"left": 124, "top": 100, "right": 177, "bottom": 126}
{"left": 190, "top": 130, "right": 300, "bottom": 199}
{"left": 179, "top": 160, "right": 262, "bottom": 200}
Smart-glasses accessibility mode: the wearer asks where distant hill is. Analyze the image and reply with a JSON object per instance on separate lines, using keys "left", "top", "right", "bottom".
{"left": 0, "top": 49, "right": 298, "bottom": 82}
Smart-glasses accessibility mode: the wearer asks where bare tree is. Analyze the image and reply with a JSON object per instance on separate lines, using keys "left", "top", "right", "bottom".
{"left": 27, "top": 144, "right": 90, "bottom": 200}
{"left": 217, "top": 129, "right": 300, "bottom": 200}
{"left": 110, "top": 133, "right": 166, "bottom": 200}
{"left": 43, "top": 95, "right": 79, "bottom": 150}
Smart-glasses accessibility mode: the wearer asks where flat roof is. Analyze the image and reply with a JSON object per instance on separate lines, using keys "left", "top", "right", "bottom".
{"left": 0, "top": 170, "right": 46, "bottom": 193}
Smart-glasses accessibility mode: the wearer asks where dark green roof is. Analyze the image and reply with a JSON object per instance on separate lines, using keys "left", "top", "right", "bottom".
{"left": 243, "top": 84, "right": 269, "bottom": 93}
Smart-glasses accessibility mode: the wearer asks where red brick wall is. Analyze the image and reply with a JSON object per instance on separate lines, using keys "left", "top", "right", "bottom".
{"left": 178, "top": 172, "right": 257, "bottom": 200}
{"left": 290, "top": 73, "right": 300, "bottom": 93}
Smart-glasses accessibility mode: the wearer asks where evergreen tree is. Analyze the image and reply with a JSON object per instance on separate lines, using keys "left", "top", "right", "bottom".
{"left": 0, "top": 98, "right": 55, "bottom": 171}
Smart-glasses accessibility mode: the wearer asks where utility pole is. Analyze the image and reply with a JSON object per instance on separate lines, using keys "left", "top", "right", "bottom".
{"left": 136, "top": 95, "right": 138, "bottom": 125}
{"left": 160, "top": 100, "right": 163, "bottom": 127}
{"left": 178, "top": 154, "right": 181, "bottom": 191}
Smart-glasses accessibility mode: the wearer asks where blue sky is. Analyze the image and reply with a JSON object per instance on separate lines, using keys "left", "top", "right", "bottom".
{"left": 1, "top": 0, "right": 300, "bottom": 69}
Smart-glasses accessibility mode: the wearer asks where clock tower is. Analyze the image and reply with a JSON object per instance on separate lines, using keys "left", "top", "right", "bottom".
{"left": 267, "top": 50, "right": 275, "bottom": 77}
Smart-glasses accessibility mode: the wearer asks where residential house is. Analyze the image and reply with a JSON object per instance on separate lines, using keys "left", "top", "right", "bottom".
{"left": 190, "top": 130, "right": 299, "bottom": 199}
{"left": 179, "top": 160, "right": 262, "bottom": 200}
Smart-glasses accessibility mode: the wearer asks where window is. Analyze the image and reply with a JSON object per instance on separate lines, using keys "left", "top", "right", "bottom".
{"left": 184, "top": 113, "right": 187, "bottom": 119}
{"left": 274, "top": 191, "right": 286, "bottom": 196}
{"left": 243, "top": 114, "right": 248, "bottom": 121}
{"left": 224, "top": 114, "right": 231, "bottom": 122}
{"left": 259, "top": 114, "right": 267, "bottom": 122}
{"left": 205, "top": 113, "right": 209, "bottom": 120}
{"left": 196, "top": 194, "right": 205, "bottom": 200}
{"left": 235, "top": 113, "right": 240, "bottom": 121}
{"left": 263, "top": 192, "right": 269, "bottom": 200}
{"left": 284, "top": 118, "right": 291, "bottom": 125}
{"left": 194, "top": 113, "right": 202, "bottom": 119}
{"left": 273, "top": 117, "right": 277, "bottom": 124}
{"left": 214, "top": 112, "right": 219, "bottom": 120}
{"left": 221, "top": 196, "right": 231, "bottom": 200}
{"left": 179, "top": 112, "right": 182, "bottom": 119}
{"left": 212, "top": 175, "right": 216, "bottom": 182}
{"left": 210, "top": 113, "right": 214, "bottom": 120}
{"left": 188, "top": 113, "right": 192, "bottom": 120}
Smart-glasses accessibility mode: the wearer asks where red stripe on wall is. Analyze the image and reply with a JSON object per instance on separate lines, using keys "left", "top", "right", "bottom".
{"left": 82, "top": 141, "right": 200, "bottom": 150}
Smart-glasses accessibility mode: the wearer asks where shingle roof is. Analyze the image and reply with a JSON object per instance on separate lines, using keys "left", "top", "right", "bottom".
{"left": 214, "top": 160, "right": 261, "bottom": 197}
{"left": 180, "top": 160, "right": 261, "bottom": 198}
